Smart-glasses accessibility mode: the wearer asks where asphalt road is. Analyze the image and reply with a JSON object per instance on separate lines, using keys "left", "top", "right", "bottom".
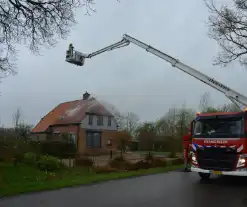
{"left": 1, "top": 170, "right": 247, "bottom": 207}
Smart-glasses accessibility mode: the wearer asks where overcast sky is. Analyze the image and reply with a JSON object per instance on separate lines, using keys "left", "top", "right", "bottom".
{"left": 0, "top": 0, "right": 245, "bottom": 127}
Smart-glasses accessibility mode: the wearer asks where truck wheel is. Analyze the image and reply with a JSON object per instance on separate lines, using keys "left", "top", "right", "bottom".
{"left": 198, "top": 172, "right": 211, "bottom": 180}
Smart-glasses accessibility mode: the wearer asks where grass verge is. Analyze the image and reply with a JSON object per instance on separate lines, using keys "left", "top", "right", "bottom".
{"left": 0, "top": 162, "right": 183, "bottom": 197}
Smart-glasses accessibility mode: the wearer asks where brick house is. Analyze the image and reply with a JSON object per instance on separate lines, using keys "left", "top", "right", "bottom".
{"left": 31, "top": 92, "right": 121, "bottom": 155}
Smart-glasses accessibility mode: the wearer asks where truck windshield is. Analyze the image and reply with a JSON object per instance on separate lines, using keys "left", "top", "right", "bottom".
{"left": 193, "top": 117, "right": 245, "bottom": 138}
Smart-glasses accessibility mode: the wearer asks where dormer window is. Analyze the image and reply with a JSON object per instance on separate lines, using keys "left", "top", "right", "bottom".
{"left": 88, "top": 114, "right": 93, "bottom": 125}
{"left": 97, "top": 115, "right": 103, "bottom": 126}
{"left": 108, "top": 116, "right": 111, "bottom": 126}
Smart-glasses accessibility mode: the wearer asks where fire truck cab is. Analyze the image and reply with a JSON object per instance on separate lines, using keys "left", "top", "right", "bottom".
{"left": 190, "top": 110, "right": 247, "bottom": 179}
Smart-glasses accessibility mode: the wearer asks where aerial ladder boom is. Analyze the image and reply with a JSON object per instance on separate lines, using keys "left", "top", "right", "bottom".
{"left": 66, "top": 34, "right": 247, "bottom": 109}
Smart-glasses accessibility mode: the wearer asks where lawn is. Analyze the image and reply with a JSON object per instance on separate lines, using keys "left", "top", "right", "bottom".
{"left": 0, "top": 162, "right": 183, "bottom": 197}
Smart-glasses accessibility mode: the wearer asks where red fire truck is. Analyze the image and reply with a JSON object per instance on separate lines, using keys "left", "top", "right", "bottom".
{"left": 65, "top": 34, "right": 247, "bottom": 179}
{"left": 190, "top": 110, "right": 247, "bottom": 179}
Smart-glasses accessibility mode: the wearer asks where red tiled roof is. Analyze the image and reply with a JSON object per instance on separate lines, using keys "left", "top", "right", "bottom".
{"left": 32, "top": 100, "right": 79, "bottom": 133}
{"left": 32, "top": 97, "right": 112, "bottom": 133}
{"left": 54, "top": 98, "right": 112, "bottom": 125}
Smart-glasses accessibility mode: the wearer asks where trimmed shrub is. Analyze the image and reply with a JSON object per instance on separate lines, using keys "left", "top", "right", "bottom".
{"left": 131, "top": 158, "right": 166, "bottom": 170}
{"left": 37, "top": 155, "right": 63, "bottom": 171}
{"left": 38, "top": 141, "right": 76, "bottom": 159}
{"left": 125, "top": 163, "right": 138, "bottom": 171}
{"left": 108, "top": 156, "right": 132, "bottom": 170}
{"left": 133, "top": 160, "right": 152, "bottom": 170}
{"left": 152, "top": 158, "right": 167, "bottom": 168}
{"left": 93, "top": 166, "right": 120, "bottom": 173}
{"left": 114, "top": 156, "right": 125, "bottom": 162}
{"left": 144, "top": 152, "right": 154, "bottom": 162}
{"left": 168, "top": 151, "right": 176, "bottom": 158}
{"left": 108, "top": 160, "right": 124, "bottom": 169}
{"left": 171, "top": 158, "right": 184, "bottom": 165}
{"left": 74, "top": 157, "right": 94, "bottom": 167}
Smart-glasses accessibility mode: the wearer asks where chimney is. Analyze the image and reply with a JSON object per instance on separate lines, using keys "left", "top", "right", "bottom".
{"left": 83, "top": 91, "right": 90, "bottom": 100}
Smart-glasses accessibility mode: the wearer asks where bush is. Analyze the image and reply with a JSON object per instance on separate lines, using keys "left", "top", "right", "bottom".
{"left": 129, "top": 141, "right": 139, "bottom": 151}
{"left": 93, "top": 166, "right": 120, "bottom": 173}
{"left": 37, "top": 155, "right": 63, "bottom": 171}
{"left": 74, "top": 157, "right": 94, "bottom": 167}
{"left": 129, "top": 158, "right": 167, "bottom": 170}
{"left": 23, "top": 152, "right": 37, "bottom": 166}
{"left": 108, "top": 156, "right": 132, "bottom": 170}
{"left": 114, "top": 156, "right": 125, "bottom": 162}
{"left": 124, "top": 163, "right": 138, "bottom": 171}
{"left": 168, "top": 151, "right": 176, "bottom": 158}
{"left": 132, "top": 160, "right": 152, "bottom": 170}
{"left": 0, "top": 139, "right": 39, "bottom": 163}
{"left": 151, "top": 158, "right": 167, "bottom": 168}
{"left": 171, "top": 158, "right": 184, "bottom": 165}
{"left": 108, "top": 160, "right": 124, "bottom": 169}
{"left": 38, "top": 141, "right": 77, "bottom": 159}
{"left": 144, "top": 152, "right": 154, "bottom": 162}
{"left": 13, "top": 153, "right": 24, "bottom": 165}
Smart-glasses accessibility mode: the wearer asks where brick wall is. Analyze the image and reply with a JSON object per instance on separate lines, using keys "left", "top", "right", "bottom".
{"left": 51, "top": 125, "right": 78, "bottom": 133}
{"left": 77, "top": 129, "right": 119, "bottom": 155}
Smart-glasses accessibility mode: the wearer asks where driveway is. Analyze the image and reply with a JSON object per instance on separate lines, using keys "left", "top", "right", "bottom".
{"left": 1, "top": 171, "right": 247, "bottom": 207}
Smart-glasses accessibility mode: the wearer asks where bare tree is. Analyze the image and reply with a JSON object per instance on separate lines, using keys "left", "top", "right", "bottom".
{"left": 176, "top": 105, "right": 195, "bottom": 137}
{"left": 12, "top": 107, "right": 21, "bottom": 128}
{"left": 124, "top": 112, "right": 140, "bottom": 136}
{"left": 0, "top": 0, "right": 94, "bottom": 76}
{"left": 205, "top": 0, "right": 247, "bottom": 67}
{"left": 217, "top": 103, "right": 241, "bottom": 112}
{"left": 113, "top": 111, "right": 125, "bottom": 130}
{"left": 164, "top": 107, "right": 178, "bottom": 136}
{"left": 199, "top": 92, "right": 212, "bottom": 112}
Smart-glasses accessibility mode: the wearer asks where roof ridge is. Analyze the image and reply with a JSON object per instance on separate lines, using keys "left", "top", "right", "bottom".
{"left": 93, "top": 98, "right": 114, "bottom": 116}
{"left": 59, "top": 99, "right": 80, "bottom": 105}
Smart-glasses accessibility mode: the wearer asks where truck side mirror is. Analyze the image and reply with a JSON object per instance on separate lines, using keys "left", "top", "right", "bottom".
{"left": 190, "top": 120, "right": 195, "bottom": 135}
{"left": 183, "top": 134, "right": 189, "bottom": 141}
{"left": 244, "top": 123, "right": 247, "bottom": 135}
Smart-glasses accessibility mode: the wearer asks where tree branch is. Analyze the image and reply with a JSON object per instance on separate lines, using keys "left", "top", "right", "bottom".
{"left": 0, "top": 0, "right": 95, "bottom": 75}
{"left": 205, "top": 0, "right": 247, "bottom": 67}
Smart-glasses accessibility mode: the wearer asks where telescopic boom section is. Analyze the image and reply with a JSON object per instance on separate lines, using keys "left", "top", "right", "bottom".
{"left": 66, "top": 34, "right": 247, "bottom": 109}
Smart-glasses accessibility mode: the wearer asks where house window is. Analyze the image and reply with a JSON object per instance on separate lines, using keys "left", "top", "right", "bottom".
{"left": 97, "top": 115, "right": 103, "bottom": 126}
{"left": 68, "top": 133, "right": 77, "bottom": 146}
{"left": 86, "top": 132, "right": 101, "bottom": 148}
{"left": 108, "top": 116, "right": 111, "bottom": 126}
{"left": 107, "top": 138, "right": 112, "bottom": 146}
{"left": 88, "top": 115, "right": 93, "bottom": 125}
